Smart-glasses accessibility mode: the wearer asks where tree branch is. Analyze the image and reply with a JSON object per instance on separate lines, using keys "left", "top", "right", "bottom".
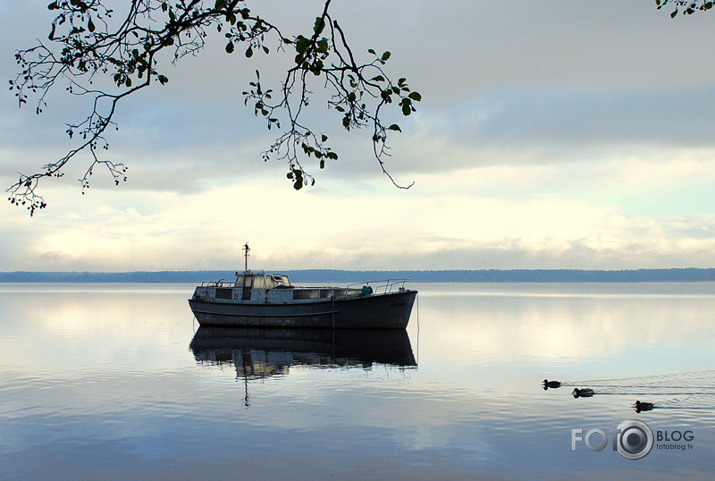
{"left": 7, "top": 0, "right": 420, "bottom": 214}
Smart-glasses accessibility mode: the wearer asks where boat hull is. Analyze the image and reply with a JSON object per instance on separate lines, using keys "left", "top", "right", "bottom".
{"left": 188, "top": 289, "right": 417, "bottom": 329}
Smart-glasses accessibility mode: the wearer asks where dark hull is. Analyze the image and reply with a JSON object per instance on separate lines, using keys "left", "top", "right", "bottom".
{"left": 188, "top": 290, "right": 417, "bottom": 329}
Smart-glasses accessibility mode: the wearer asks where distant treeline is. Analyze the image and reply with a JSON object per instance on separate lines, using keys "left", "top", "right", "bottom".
{"left": 2, "top": 268, "right": 715, "bottom": 283}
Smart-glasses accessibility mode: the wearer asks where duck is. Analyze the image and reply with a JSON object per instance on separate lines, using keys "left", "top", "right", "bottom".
{"left": 542, "top": 379, "right": 561, "bottom": 390}
{"left": 633, "top": 400, "right": 654, "bottom": 412}
{"left": 572, "top": 388, "right": 594, "bottom": 398}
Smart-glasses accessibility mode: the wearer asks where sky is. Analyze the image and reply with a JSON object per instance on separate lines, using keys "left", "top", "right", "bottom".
{"left": 2, "top": 0, "right": 715, "bottom": 272}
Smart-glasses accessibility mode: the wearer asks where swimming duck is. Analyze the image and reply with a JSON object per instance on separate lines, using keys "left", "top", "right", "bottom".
{"left": 633, "top": 400, "right": 654, "bottom": 412}
{"left": 542, "top": 379, "right": 561, "bottom": 390}
{"left": 572, "top": 388, "right": 594, "bottom": 398}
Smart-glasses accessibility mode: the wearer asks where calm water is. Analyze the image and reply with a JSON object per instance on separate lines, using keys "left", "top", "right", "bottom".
{"left": 0, "top": 282, "right": 713, "bottom": 480}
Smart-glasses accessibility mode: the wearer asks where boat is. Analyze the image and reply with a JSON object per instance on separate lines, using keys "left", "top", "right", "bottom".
{"left": 188, "top": 243, "right": 418, "bottom": 329}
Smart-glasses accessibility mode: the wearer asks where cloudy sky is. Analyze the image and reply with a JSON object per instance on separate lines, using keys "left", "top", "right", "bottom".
{"left": 2, "top": 0, "right": 715, "bottom": 272}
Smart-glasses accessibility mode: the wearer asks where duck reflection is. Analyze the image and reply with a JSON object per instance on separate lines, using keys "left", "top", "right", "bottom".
{"left": 190, "top": 327, "right": 417, "bottom": 377}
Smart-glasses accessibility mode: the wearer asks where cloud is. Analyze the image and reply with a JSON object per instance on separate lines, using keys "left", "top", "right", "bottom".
{"left": 2, "top": 1, "right": 715, "bottom": 271}
{"left": 3, "top": 168, "right": 713, "bottom": 272}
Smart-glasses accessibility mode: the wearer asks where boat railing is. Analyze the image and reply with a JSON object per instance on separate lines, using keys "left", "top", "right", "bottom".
{"left": 197, "top": 278, "right": 411, "bottom": 295}
{"left": 200, "top": 280, "right": 235, "bottom": 288}
{"left": 347, "top": 278, "right": 411, "bottom": 295}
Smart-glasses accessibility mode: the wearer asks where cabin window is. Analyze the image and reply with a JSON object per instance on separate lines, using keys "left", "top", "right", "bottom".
{"left": 293, "top": 289, "right": 319, "bottom": 300}
{"left": 215, "top": 288, "right": 232, "bottom": 299}
{"left": 253, "top": 276, "right": 266, "bottom": 289}
{"left": 265, "top": 276, "right": 275, "bottom": 289}
{"left": 235, "top": 275, "right": 244, "bottom": 287}
{"left": 243, "top": 276, "right": 252, "bottom": 287}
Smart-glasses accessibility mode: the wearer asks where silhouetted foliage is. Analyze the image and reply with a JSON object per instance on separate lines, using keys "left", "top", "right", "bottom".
{"left": 8, "top": 1, "right": 708, "bottom": 216}
{"left": 656, "top": 0, "right": 714, "bottom": 17}
{"left": 7, "top": 0, "right": 420, "bottom": 215}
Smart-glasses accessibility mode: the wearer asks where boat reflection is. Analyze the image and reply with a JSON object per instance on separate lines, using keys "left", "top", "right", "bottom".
{"left": 189, "top": 327, "right": 417, "bottom": 379}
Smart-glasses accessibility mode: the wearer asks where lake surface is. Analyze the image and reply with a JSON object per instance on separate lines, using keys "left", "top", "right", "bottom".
{"left": 0, "top": 282, "right": 713, "bottom": 480}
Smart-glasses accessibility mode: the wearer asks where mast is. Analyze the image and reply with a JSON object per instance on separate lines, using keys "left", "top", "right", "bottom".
{"left": 243, "top": 242, "right": 250, "bottom": 272}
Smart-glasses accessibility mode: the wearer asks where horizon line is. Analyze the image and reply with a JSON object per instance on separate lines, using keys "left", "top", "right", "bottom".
{"left": 2, "top": 267, "right": 715, "bottom": 283}
{"left": 2, "top": 267, "right": 714, "bottom": 273}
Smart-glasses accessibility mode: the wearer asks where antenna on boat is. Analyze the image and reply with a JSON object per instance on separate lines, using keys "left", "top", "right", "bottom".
{"left": 243, "top": 242, "right": 250, "bottom": 272}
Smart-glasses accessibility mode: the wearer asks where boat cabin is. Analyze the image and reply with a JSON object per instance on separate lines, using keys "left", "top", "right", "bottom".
{"left": 235, "top": 272, "right": 292, "bottom": 290}
{"left": 231, "top": 272, "right": 293, "bottom": 302}
{"left": 192, "top": 271, "right": 366, "bottom": 304}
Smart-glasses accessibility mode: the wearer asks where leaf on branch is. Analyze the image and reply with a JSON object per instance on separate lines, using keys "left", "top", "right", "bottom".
{"left": 401, "top": 98, "right": 412, "bottom": 116}
{"left": 295, "top": 36, "right": 310, "bottom": 55}
{"left": 317, "top": 38, "right": 329, "bottom": 54}
{"left": 314, "top": 17, "right": 325, "bottom": 35}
